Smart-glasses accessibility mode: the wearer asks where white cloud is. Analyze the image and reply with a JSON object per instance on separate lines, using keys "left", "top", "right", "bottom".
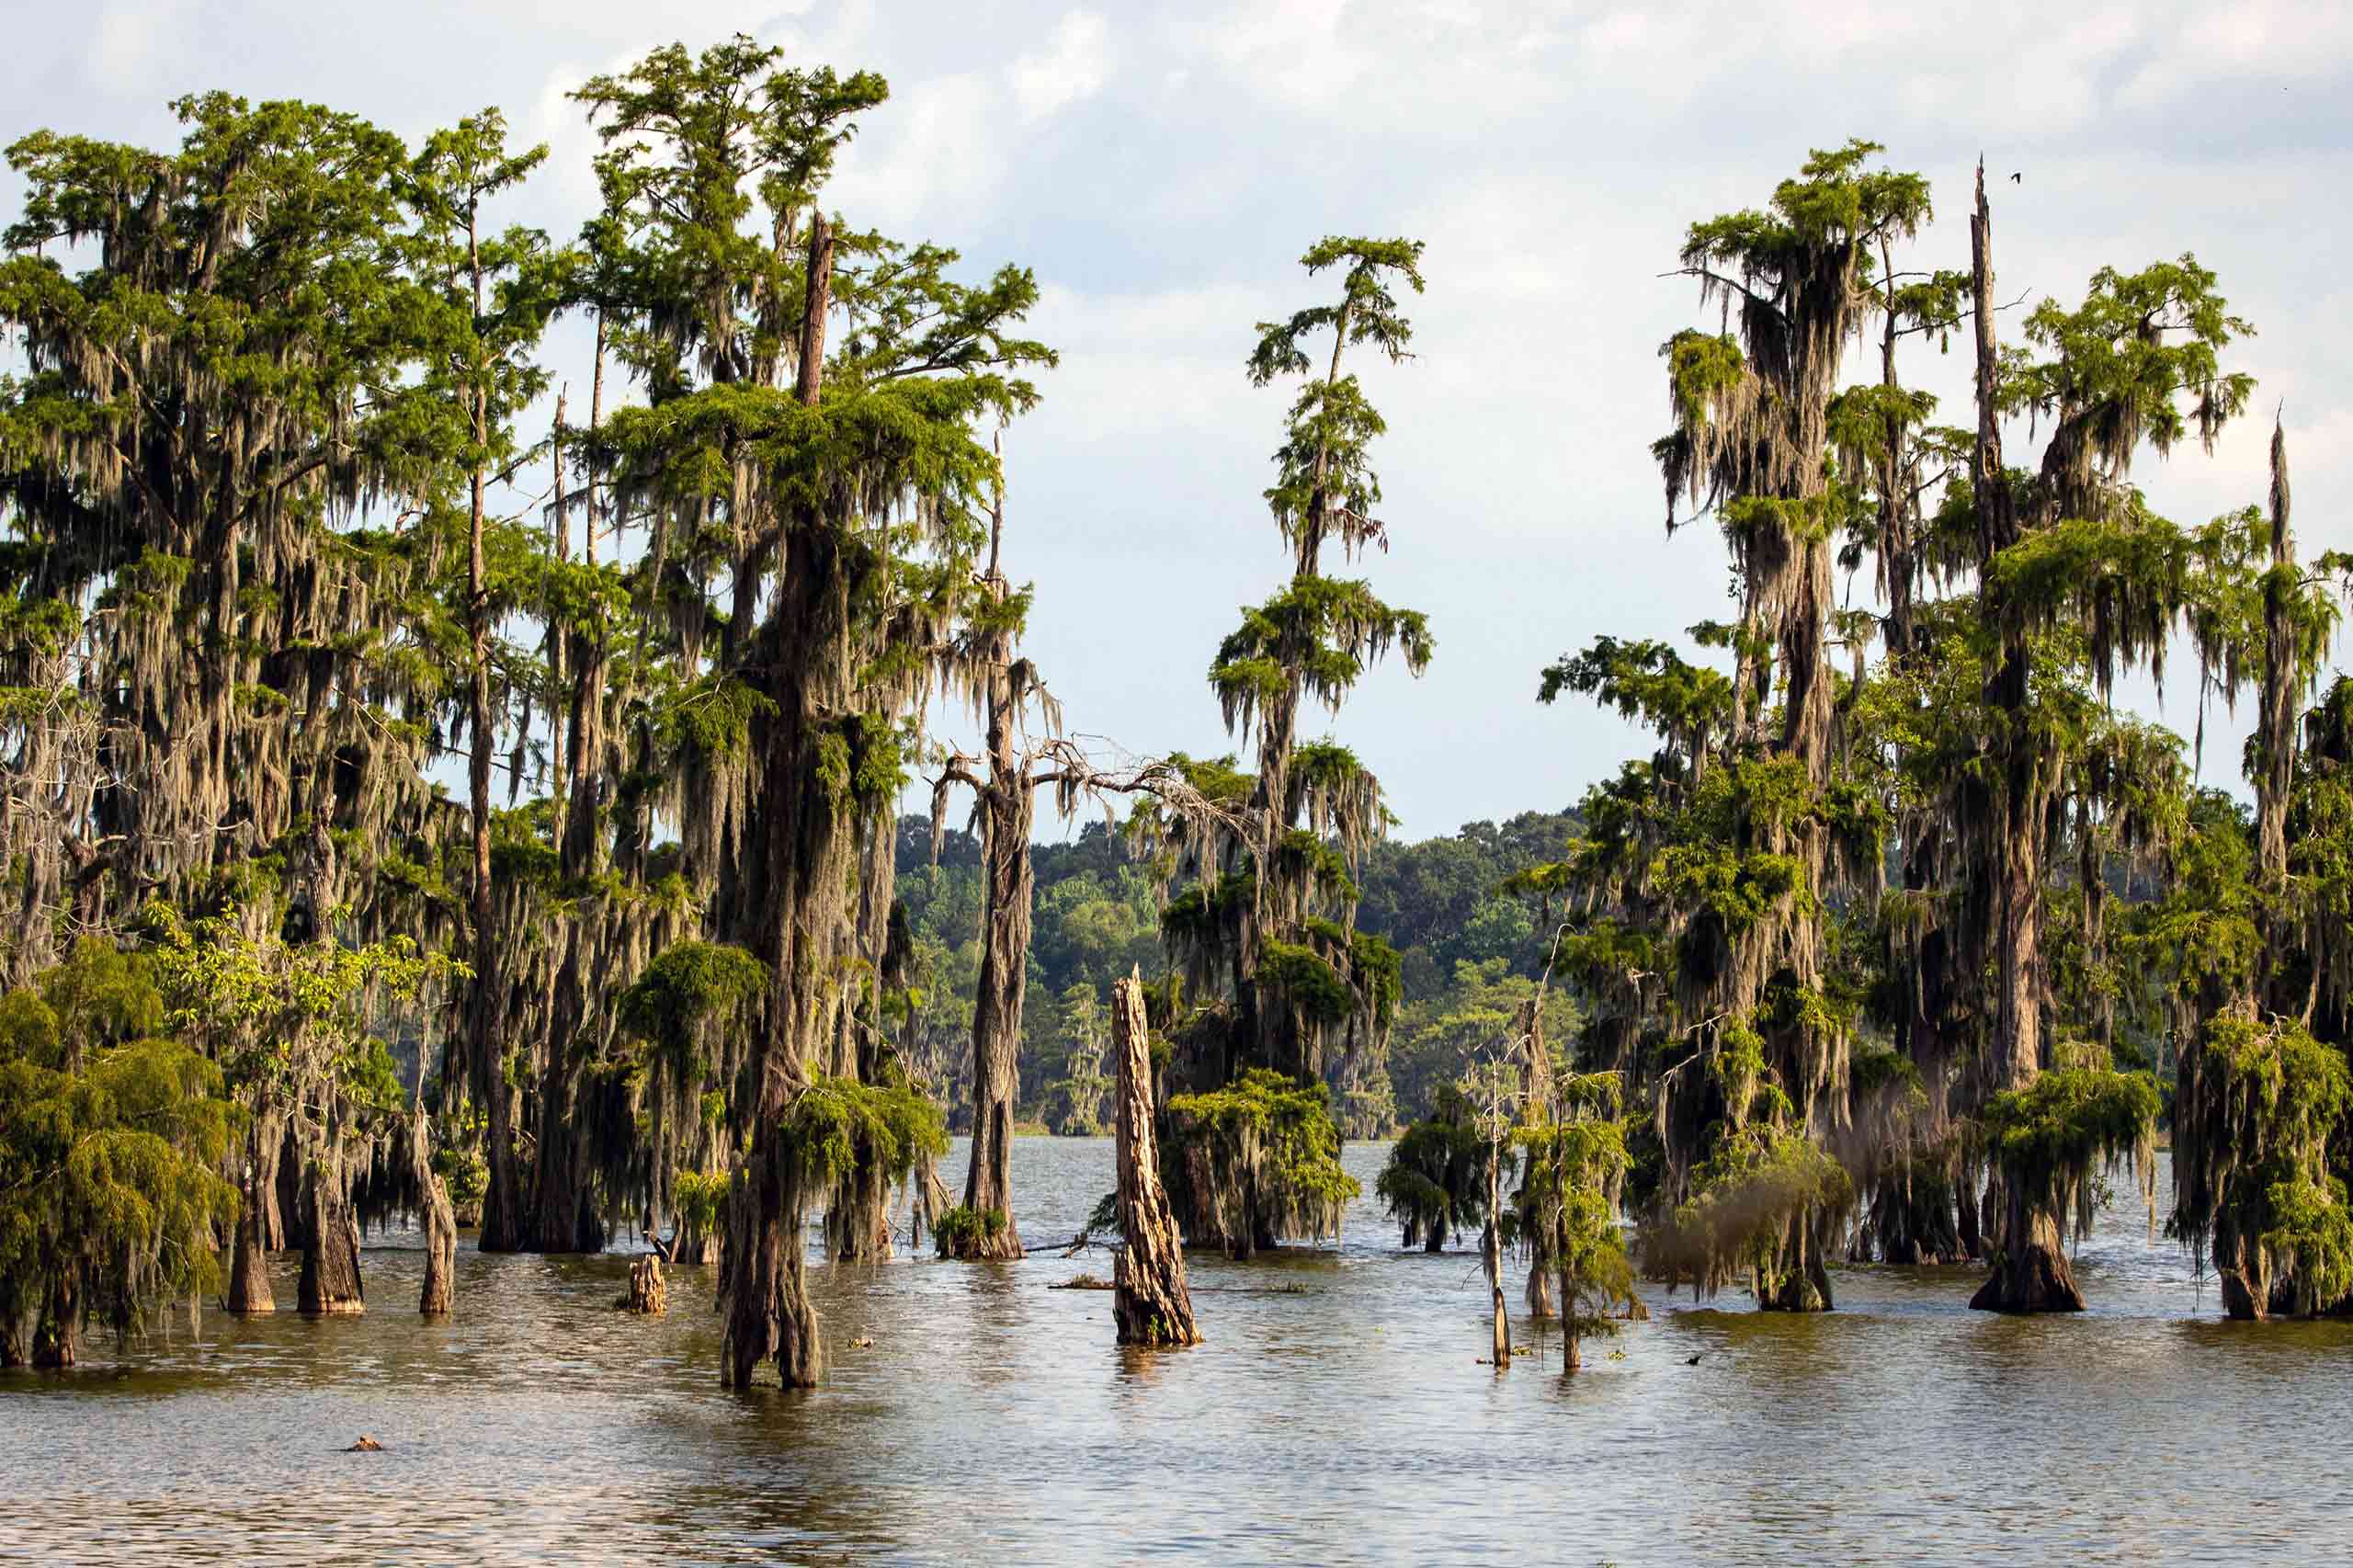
{"left": 828, "top": 70, "right": 1003, "bottom": 228}
{"left": 84, "top": 0, "right": 196, "bottom": 94}
{"left": 1009, "top": 9, "right": 1110, "bottom": 122}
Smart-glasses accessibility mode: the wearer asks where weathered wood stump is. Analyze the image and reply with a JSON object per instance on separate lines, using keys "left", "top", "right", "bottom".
{"left": 620, "top": 1255, "right": 667, "bottom": 1315}
{"left": 1111, "top": 971, "right": 1199, "bottom": 1348}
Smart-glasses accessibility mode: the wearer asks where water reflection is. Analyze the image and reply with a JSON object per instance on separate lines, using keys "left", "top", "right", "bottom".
{"left": 3, "top": 1146, "right": 2347, "bottom": 1564}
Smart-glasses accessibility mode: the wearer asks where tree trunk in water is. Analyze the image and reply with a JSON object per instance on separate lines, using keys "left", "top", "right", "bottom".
{"left": 228, "top": 1195, "right": 275, "bottom": 1313}
{"left": 1113, "top": 971, "right": 1199, "bottom": 1348}
{"left": 1484, "top": 1138, "right": 1510, "bottom": 1369}
{"left": 945, "top": 530, "right": 1031, "bottom": 1261}
{"left": 1969, "top": 1189, "right": 2084, "bottom": 1313}
{"left": 530, "top": 1033, "right": 603, "bottom": 1255}
{"left": 228, "top": 1117, "right": 278, "bottom": 1312}
{"left": 826, "top": 1149, "right": 894, "bottom": 1263}
{"left": 1557, "top": 1252, "right": 1580, "bottom": 1373}
{"left": 1964, "top": 163, "right": 2079, "bottom": 1316}
{"left": 412, "top": 1110, "right": 456, "bottom": 1317}
{"left": 298, "top": 1162, "right": 365, "bottom": 1315}
{"left": 1526, "top": 1260, "right": 1556, "bottom": 1320}
{"left": 722, "top": 211, "right": 834, "bottom": 1392}
{"left": 623, "top": 1256, "right": 667, "bottom": 1314}
{"left": 31, "top": 1278, "right": 77, "bottom": 1369}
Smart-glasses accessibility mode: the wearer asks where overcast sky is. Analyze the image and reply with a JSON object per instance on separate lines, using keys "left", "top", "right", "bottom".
{"left": 6, "top": 1, "right": 2347, "bottom": 839}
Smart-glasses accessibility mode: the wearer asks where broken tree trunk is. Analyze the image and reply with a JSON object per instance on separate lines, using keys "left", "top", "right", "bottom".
{"left": 1112, "top": 971, "right": 1199, "bottom": 1348}
{"left": 622, "top": 1256, "right": 667, "bottom": 1314}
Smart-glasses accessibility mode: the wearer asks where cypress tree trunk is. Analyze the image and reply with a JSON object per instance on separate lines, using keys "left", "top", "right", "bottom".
{"left": 1557, "top": 1249, "right": 1580, "bottom": 1373}
{"left": 31, "top": 1278, "right": 78, "bottom": 1369}
{"left": 942, "top": 463, "right": 1032, "bottom": 1262}
{"left": 828, "top": 812, "right": 905, "bottom": 1263}
{"left": 462, "top": 198, "right": 526, "bottom": 1259}
{"left": 1965, "top": 164, "right": 2080, "bottom": 1314}
{"left": 227, "top": 1117, "right": 278, "bottom": 1312}
{"left": 412, "top": 1110, "right": 456, "bottom": 1317}
{"left": 1484, "top": 1134, "right": 1510, "bottom": 1369}
{"left": 1113, "top": 971, "right": 1199, "bottom": 1348}
{"left": 723, "top": 212, "right": 836, "bottom": 1392}
{"left": 228, "top": 1191, "right": 275, "bottom": 1313}
{"left": 298, "top": 1160, "right": 366, "bottom": 1316}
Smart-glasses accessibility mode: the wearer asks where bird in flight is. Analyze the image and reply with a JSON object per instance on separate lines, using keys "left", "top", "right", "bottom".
{"left": 2010, "top": 172, "right": 2022, "bottom": 184}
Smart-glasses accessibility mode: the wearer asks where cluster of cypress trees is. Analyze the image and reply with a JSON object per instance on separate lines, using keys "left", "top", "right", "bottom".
{"left": 0, "top": 42, "right": 2344, "bottom": 1383}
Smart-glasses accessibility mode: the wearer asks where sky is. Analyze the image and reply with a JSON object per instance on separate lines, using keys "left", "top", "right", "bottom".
{"left": 6, "top": 0, "right": 2348, "bottom": 840}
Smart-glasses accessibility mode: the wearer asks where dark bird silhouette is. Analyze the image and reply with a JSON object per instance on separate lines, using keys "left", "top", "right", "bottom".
{"left": 2009, "top": 172, "right": 2022, "bottom": 184}
{"left": 1685, "top": 1353, "right": 1703, "bottom": 1365}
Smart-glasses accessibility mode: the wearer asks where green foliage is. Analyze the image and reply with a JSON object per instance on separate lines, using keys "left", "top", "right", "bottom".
{"left": 1982, "top": 1067, "right": 2160, "bottom": 1242}
{"left": 0, "top": 945, "right": 241, "bottom": 1357}
{"left": 1515, "top": 1079, "right": 1637, "bottom": 1356}
{"left": 617, "top": 939, "right": 767, "bottom": 1084}
{"left": 1169, "top": 1067, "right": 1361, "bottom": 1244}
{"left": 673, "top": 1169, "right": 732, "bottom": 1238}
{"left": 2259, "top": 1175, "right": 2353, "bottom": 1316}
{"left": 1375, "top": 1086, "right": 1490, "bottom": 1248}
{"left": 932, "top": 1204, "right": 1008, "bottom": 1252}
{"left": 777, "top": 1074, "right": 948, "bottom": 1192}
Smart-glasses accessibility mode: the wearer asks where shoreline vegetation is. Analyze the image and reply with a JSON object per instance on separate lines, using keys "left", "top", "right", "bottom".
{"left": 2, "top": 37, "right": 2348, "bottom": 1383}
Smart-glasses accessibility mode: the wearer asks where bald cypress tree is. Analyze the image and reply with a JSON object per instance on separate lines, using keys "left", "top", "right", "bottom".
{"left": 1547, "top": 142, "right": 1931, "bottom": 1311}
{"left": 574, "top": 37, "right": 1045, "bottom": 1385}
{"left": 406, "top": 109, "right": 560, "bottom": 1253}
{"left": 1152, "top": 238, "right": 1430, "bottom": 1255}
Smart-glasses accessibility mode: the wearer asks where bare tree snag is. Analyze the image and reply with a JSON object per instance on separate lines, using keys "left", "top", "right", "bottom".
{"left": 1112, "top": 971, "right": 1199, "bottom": 1348}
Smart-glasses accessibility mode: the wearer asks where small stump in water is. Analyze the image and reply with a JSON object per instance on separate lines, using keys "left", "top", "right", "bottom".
{"left": 619, "top": 1256, "right": 667, "bottom": 1315}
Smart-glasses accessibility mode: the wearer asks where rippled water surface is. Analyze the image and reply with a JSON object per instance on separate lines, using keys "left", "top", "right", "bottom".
{"left": 4, "top": 1142, "right": 2347, "bottom": 1565}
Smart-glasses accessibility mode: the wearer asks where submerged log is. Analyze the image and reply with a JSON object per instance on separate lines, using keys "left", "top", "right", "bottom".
{"left": 1111, "top": 971, "right": 1199, "bottom": 1349}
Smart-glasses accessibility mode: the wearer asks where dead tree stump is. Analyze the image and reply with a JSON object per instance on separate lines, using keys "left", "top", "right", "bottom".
{"left": 1111, "top": 971, "right": 1199, "bottom": 1348}
{"left": 621, "top": 1255, "right": 667, "bottom": 1315}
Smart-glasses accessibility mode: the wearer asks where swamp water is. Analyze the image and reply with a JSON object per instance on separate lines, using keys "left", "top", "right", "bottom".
{"left": 2, "top": 1142, "right": 2347, "bottom": 1565}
